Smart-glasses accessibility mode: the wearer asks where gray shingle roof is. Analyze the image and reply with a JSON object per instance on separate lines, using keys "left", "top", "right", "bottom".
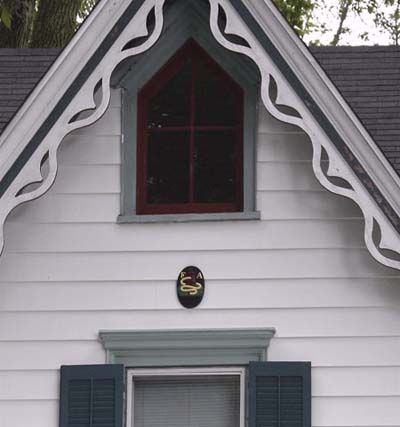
{"left": 311, "top": 46, "right": 400, "bottom": 174}
{"left": 1, "top": 46, "right": 400, "bottom": 175}
{"left": 0, "top": 49, "right": 60, "bottom": 135}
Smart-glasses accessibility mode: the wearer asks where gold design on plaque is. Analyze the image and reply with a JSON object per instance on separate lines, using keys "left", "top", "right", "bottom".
{"left": 179, "top": 272, "right": 203, "bottom": 296}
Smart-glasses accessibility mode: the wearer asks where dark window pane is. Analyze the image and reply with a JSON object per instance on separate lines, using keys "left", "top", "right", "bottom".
{"left": 147, "top": 132, "right": 190, "bottom": 204}
{"left": 194, "top": 131, "right": 237, "bottom": 203}
{"left": 195, "top": 61, "right": 238, "bottom": 126}
{"left": 147, "top": 62, "right": 192, "bottom": 128}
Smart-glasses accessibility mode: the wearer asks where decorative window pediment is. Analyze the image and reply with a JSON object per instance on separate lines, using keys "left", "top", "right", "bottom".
{"left": 99, "top": 328, "right": 275, "bottom": 366}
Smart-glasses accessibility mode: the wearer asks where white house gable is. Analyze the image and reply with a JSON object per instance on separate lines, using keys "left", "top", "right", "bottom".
{"left": 1, "top": 83, "right": 400, "bottom": 426}
{"left": 1, "top": 1, "right": 400, "bottom": 427}
{"left": 0, "top": 0, "right": 399, "bottom": 269}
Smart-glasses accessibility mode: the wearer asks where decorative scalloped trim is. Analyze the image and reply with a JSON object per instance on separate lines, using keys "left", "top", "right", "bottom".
{"left": 0, "top": 0, "right": 165, "bottom": 255}
{"left": 1, "top": 0, "right": 399, "bottom": 272}
{"left": 209, "top": 0, "right": 400, "bottom": 270}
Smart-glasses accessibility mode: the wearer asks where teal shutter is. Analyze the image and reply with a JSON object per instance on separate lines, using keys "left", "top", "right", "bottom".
{"left": 59, "top": 364, "right": 124, "bottom": 427}
{"left": 249, "top": 362, "right": 311, "bottom": 427}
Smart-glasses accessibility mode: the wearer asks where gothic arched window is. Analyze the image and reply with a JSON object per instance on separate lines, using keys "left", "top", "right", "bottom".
{"left": 136, "top": 40, "right": 244, "bottom": 215}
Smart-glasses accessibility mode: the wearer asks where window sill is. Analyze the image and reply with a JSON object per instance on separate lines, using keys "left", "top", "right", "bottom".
{"left": 117, "top": 211, "right": 261, "bottom": 224}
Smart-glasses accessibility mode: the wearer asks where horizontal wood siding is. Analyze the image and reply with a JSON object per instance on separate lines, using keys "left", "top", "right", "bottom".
{"left": 0, "top": 90, "right": 399, "bottom": 427}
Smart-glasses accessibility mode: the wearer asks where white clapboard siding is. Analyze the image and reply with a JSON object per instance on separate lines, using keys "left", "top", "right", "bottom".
{"left": 0, "top": 371, "right": 59, "bottom": 400}
{"left": 0, "top": 249, "right": 396, "bottom": 282}
{"left": 258, "top": 191, "right": 363, "bottom": 220}
{"left": 269, "top": 336, "right": 400, "bottom": 367}
{"left": 59, "top": 135, "right": 120, "bottom": 165}
{"left": 257, "top": 132, "right": 313, "bottom": 161}
{"left": 0, "top": 341, "right": 104, "bottom": 370}
{"left": 1, "top": 90, "right": 400, "bottom": 427}
{"left": 312, "top": 366, "right": 400, "bottom": 397}
{"left": 257, "top": 109, "right": 302, "bottom": 133}
{"left": 1, "top": 278, "right": 399, "bottom": 310}
{"left": 4, "top": 220, "right": 366, "bottom": 252}
{"left": 1, "top": 309, "right": 400, "bottom": 341}
{"left": 0, "top": 401, "right": 57, "bottom": 427}
{"left": 51, "top": 164, "right": 120, "bottom": 194}
{"left": 257, "top": 162, "right": 324, "bottom": 191}
{"left": 1, "top": 278, "right": 399, "bottom": 309}
{"left": 6, "top": 193, "right": 120, "bottom": 223}
{"left": 313, "top": 396, "right": 400, "bottom": 426}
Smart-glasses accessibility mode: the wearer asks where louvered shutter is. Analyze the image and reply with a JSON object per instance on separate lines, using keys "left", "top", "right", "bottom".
{"left": 59, "top": 364, "right": 124, "bottom": 427}
{"left": 249, "top": 362, "right": 311, "bottom": 427}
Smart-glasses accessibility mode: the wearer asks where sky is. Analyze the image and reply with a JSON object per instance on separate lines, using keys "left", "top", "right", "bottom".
{"left": 304, "top": 0, "right": 392, "bottom": 46}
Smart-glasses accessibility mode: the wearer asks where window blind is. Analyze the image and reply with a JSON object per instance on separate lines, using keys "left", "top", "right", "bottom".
{"left": 132, "top": 375, "right": 240, "bottom": 427}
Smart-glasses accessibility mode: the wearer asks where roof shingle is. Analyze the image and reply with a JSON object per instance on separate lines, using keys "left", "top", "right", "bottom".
{"left": 0, "top": 48, "right": 60, "bottom": 135}
{"left": 311, "top": 46, "right": 400, "bottom": 174}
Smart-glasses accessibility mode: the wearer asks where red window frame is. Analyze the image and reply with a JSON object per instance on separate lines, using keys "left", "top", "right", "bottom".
{"left": 136, "top": 40, "right": 244, "bottom": 215}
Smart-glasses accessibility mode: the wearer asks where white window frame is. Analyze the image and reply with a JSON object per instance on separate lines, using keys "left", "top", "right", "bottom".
{"left": 126, "top": 366, "right": 246, "bottom": 427}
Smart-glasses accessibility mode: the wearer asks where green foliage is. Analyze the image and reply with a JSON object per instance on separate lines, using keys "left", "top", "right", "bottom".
{"left": 273, "top": 0, "right": 317, "bottom": 37}
{"left": 1, "top": 0, "right": 400, "bottom": 48}
{"left": 374, "top": 0, "right": 400, "bottom": 45}
{"left": 0, "top": 3, "right": 11, "bottom": 29}
{"left": 78, "top": 0, "right": 100, "bottom": 23}
{"left": 0, "top": 0, "right": 99, "bottom": 47}
{"left": 329, "top": 0, "right": 384, "bottom": 45}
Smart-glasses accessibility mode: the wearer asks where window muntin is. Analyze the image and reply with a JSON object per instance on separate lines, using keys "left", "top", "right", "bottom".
{"left": 127, "top": 367, "right": 246, "bottom": 427}
{"left": 136, "top": 40, "right": 244, "bottom": 215}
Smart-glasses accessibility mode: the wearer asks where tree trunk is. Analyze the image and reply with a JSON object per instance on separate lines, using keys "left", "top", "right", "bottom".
{"left": 0, "top": 0, "right": 35, "bottom": 48}
{"left": 30, "top": 0, "right": 84, "bottom": 48}
{"left": 331, "top": 0, "right": 352, "bottom": 46}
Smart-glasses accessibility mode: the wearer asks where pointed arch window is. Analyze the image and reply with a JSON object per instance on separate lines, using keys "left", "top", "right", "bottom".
{"left": 136, "top": 41, "right": 244, "bottom": 215}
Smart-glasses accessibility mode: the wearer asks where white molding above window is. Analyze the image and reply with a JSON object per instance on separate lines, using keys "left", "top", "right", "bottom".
{"left": 99, "top": 328, "right": 276, "bottom": 367}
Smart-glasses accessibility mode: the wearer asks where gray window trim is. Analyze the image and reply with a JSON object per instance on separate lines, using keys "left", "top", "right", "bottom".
{"left": 99, "top": 328, "right": 275, "bottom": 367}
{"left": 117, "top": 211, "right": 261, "bottom": 224}
{"left": 116, "top": 0, "right": 260, "bottom": 222}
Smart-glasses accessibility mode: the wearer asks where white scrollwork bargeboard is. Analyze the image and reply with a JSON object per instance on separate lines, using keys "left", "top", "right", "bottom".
{"left": 0, "top": 0, "right": 165, "bottom": 255}
{"left": 0, "top": 0, "right": 399, "bottom": 271}
{"left": 209, "top": 0, "right": 400, "bottom": 270}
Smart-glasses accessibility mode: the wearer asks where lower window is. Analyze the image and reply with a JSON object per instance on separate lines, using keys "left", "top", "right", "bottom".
{"left": 126, "top": 367, "right": 246, "bottom": 427}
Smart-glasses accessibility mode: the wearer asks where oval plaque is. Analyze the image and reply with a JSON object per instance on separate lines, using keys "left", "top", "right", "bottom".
{"left": 177, "top": 266, "right": 205, "bottom": 309}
